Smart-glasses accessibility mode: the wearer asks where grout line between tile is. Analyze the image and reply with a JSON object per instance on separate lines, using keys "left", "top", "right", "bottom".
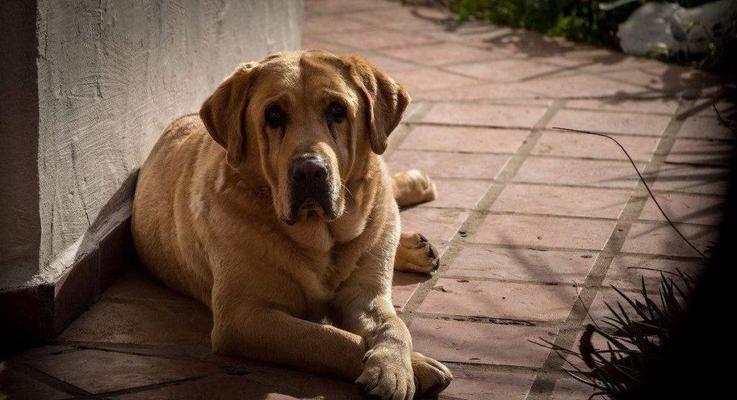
{"left": 524, "top": 98, "right": 696, "bottom": 399}
{"left": 400, "top": 99, "right": 566, "bottom": 328}
{"left": 410, "top": 311, "right": 561, "bottom": 328}
{"left": 417, "top": 207, "right": 722, "bottom": 228}
{"left": 385, "top": 102, "right": 435, "bottom": 159}
{"left": 396, "top": 148, "right": 657, "bottom": 164}
{"left": 395, "top": 177, "right": 727, "bottom": 198}
{"left": 10, "top": 361, "right": 92, "bottom": 397}
{"left": 78, "top": 375, "right": 211, "bottom": 398}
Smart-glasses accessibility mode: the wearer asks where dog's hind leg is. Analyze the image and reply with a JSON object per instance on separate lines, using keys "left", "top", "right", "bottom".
{"left": 392, "top": 169, "right": 436, "bottom": 208}
{"left": 394, "top": 232, "right": 440, "bottom": 274}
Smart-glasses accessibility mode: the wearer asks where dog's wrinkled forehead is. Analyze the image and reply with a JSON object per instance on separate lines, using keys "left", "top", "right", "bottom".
{"left": 252, "top": 51, "right": 356, "bottom": 102}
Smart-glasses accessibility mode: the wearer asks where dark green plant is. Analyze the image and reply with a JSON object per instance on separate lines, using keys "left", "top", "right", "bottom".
{"left": 534, "top": 271, "right": 697, "bottom": 399}
{"left": 441, "top": 0, "right": 735, "bottom": 68}
{"left": 448, "top": 0, "right": 640, "bottom": 46}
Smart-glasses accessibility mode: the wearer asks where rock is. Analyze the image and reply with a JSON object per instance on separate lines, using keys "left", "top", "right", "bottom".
{"left": 617, "top": 0, "right": 737, "bottom": 58}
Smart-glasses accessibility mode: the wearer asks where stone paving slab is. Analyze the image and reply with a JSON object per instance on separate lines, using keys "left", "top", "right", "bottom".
{"left": 2, "top": 1, "right": 732, "bottom": 399}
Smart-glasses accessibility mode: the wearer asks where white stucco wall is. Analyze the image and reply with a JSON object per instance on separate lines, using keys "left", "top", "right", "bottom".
{"left": 1, "top": 0, "right": 303, "bottom": 289}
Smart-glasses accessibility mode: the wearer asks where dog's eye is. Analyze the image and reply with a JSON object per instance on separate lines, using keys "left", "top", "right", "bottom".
{"left": 265, "top": 105, "right": 286, "bottom": 129}
{"left": 326, "top": 102, "right": 346, "bottom": 124}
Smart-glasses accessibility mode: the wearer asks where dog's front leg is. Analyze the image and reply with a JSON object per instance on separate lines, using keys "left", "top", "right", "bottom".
{"left": 334, "top": 282, "right": 416, "bottom": 400}
{"left": 210, "top": 292, "right": 365, "bottom": 380}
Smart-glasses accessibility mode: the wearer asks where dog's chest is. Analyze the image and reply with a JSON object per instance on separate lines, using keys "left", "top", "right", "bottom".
{"left": 296, "top": 250, "right": 359, "bottom": 314}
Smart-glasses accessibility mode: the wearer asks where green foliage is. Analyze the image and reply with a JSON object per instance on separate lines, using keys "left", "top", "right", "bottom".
{"left": 534, "top": 271, "right": 698, "bottom": 399}
{"left": 449, "top": 0, "right": 723, "bottom": 44}
{"left": 449, "top": 0, "right": 639, "bottom": 46}
{"left": 446, "top": 0, "right": 735, "bottom": 68}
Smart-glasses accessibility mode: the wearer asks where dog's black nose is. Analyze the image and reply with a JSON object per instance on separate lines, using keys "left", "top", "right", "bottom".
{"left": 287, "top": 156, "right": 337, "bottom": 223}
{"left": 289, "top": 156, "right": 331, "bottom": 210}
{"left": 292, "top": 157, "right": 328, "bottom": 183}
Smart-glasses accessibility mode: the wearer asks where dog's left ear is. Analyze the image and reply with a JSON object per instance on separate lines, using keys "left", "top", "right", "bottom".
{"left": 200, "top": 62, "right": 258, "bottom": 165}
{"left": 344, "top": 55, "right": 410, "bottom": 155}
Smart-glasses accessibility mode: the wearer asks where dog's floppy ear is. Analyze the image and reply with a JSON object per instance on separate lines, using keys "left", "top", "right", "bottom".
{"left": 199, "top": 62, "right": 258, "bottom": 165}
{"left": 344, "top": 55, "right": 410, "bottom": 155}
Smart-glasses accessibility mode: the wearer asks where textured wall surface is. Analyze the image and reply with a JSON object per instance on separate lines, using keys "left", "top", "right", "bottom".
{"left": 1, "top": 0, "right": 303, "bottom": 289}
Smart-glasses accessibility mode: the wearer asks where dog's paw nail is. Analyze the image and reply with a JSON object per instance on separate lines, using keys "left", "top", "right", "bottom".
{"left": 426, "top": 245, "right": 438, "bottom": 259}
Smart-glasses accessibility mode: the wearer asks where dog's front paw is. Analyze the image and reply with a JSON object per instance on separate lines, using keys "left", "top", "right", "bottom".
{"left": 412, "top": 352, "right": 453, "bottom": 397}
{"left": 356, "top": 347, "right": 415, "bottom": 400}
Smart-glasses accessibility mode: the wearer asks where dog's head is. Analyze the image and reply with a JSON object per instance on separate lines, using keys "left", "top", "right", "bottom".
{"left": 200, "top": 51, "right": 410, "bottom": 225}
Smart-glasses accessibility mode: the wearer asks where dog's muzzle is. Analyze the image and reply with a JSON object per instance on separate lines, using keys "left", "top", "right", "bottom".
{"left": 285, "top": 156, "right": 336, "bottom": 224}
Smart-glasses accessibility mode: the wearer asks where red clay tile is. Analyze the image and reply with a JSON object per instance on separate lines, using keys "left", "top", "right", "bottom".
{"left": 565, "top": 98, "right": 679, "bottom": 114}
{"left": 0, "top": 366, "right": 68, "bottom": 400}
{"left": 490, "top": 184, "right": 631, "bottom": 219}
{"left": 621, "top": 222, "right": 717, "bottom": 258}
{"left": 392, "top": 271, "right": 427, "bottom": 311}
{"left": 410, "top": 318, "right": 557, "bottom": 368}
{"left": 586, "top": 288, "right": 651, "bottom": 322}
{"left": 548, "top": 109, "right": 672, "bottom": 136}
{"left": 387, "top": 150, "right": 510, "bottom": 180}
{"left": 639, "top": 192, "right": 725, "bottom": 225}
{"left": 243, "top": 360, "right": 364, "bottom": 399}
{"left": 470, "top": 214, "right": 616, "bottom": 250}
{"left": 445, "top": 59, "right": 561, "bottom": 83}
{"left": 651, "top": 164, "right": 729, "bottom": 195}
{"left": 413, "top": 82, "right": 548, "bottom": 104}
{"left": 324, "top": 29, "right": 437, "bottom": 50}
{"left": 364, "top": 54, "right": 419, "bottom": 74}
{"left": 678, "top": 116, "right": 736, "bottom": 140}
{"left": 680, "top": 99, "right": 735, "bottom": 119}
{"left": 531, "top": 131, "right": 659, "bottom": 162}
{"left": 301, "top": 36, "right": 354, "bottom": 54}
{"left": 348, "top": 7, "right": 448, "bottom": 30}
{"left": 445, "top": 246, "right": 596, "bottom": 284}
{"left": 390, "top": 67, "right": 480, "bottom": 92}
{"left": 117, "top": 375, "right": 302, "bottom": 400}
{"left": 59, "top": 299, "right": 212, "bottom": 347}
{"left": 604, "top": 69, "right": 686, "bottom": 91}
{"left": 27, "top": 349, "right": 218, "bottom": 394}
{"left": 418, "top": 103, "right": 549, "bottom": 127}
{"left": 516, "top": 74, "right": 645, "bottom": 98}
{"left": 666, "top": 138, "right": 734, "bottom": 166}
{"left": 423, "top": 179, "right": 493, "bottom": 210}
{"left": 604, "top": 255, "right": 705, "bottom": 292}
{"left": 7, "top": 345, "right": 75, "bottom": 363}
{"left": 561, "top": 328, "right": 617, "bottom": 371}
{"left": 399, "top": 126, "right": 529, "bottom": 154}
{"left": 514, "top": 157, "right": 645, "bottom": 188}
{"left": 380, "top": 43, "right": 497, "bottom": 66}
{"left": 444, "top": 366, "right": 535, "bottom": 400}
{"left": 418, "top": 279, "right": 579, "bottom": 321}
{"left": 551, "top": 377, "right": 596, "bottom": 400}
{"left": 400, "top": 207, "right": 470, "bottom": 254}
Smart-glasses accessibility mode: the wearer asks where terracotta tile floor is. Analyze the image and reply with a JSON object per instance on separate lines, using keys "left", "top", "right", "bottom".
{"left": 3, "top": 1, "right": 732, "bottom": 399}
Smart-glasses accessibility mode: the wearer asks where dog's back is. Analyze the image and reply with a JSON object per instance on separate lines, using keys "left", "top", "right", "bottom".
{"left": 132, "top": 114, "right": 217, "bottom": 305}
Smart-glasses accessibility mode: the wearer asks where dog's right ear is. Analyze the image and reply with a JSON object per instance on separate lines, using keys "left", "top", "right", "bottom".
{"left": 199, "top": 62, "right": 258, "bottom": 166}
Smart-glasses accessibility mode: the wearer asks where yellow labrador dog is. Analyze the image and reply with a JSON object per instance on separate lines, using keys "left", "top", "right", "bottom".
{"left": 132, "top": 50, "right": 452, "bottom": 399}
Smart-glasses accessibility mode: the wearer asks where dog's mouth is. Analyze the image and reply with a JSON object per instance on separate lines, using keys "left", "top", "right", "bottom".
{"left": 282, "top": 196, "right": 338, "bottom": 226}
